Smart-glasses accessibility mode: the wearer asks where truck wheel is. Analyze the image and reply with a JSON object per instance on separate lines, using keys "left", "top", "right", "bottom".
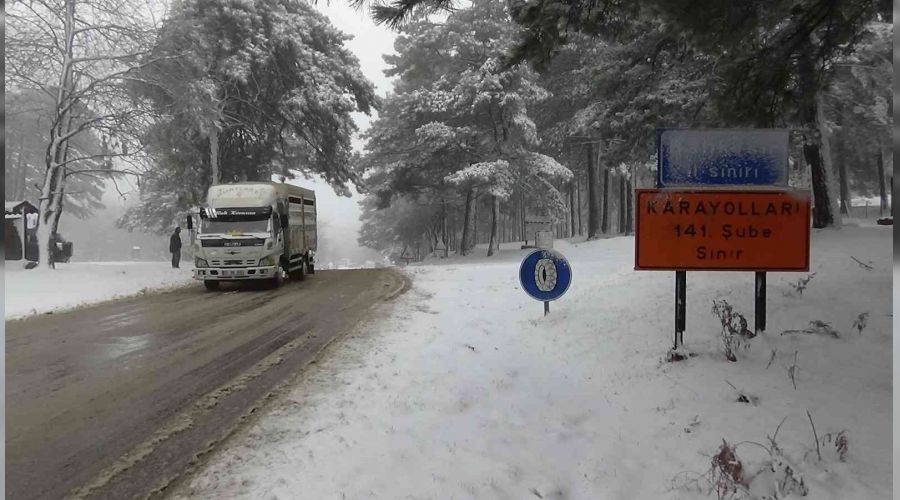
{"left": 271, "top": 265, "right": 285, "bottom": 288}
{"left": 293, "top": 261, "right": 306, "bottom": 281}
{"left": 204, "top": 280, "right": 220, "bottom": 291}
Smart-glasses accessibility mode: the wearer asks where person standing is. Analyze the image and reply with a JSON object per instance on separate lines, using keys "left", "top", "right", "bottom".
{"left": 169, "top": 227, "right": 182, "bottom": 268}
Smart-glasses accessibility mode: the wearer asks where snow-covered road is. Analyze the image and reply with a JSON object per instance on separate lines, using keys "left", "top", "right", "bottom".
{"left": 174, "top": 223, "right": 891, "bottom": 499}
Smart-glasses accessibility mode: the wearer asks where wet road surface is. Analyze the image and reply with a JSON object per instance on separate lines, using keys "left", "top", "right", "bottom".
{"left": 6, "top": 269, "right": 408, "bottom": 500}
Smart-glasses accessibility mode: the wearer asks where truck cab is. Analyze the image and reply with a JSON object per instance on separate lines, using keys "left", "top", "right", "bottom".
{"left": 190, "top": 182, "right": 316, "bottom": 290}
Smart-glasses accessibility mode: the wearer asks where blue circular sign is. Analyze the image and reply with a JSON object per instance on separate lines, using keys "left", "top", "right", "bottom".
{"left": 519, "top": 249, "right": 572, "bottom": 301}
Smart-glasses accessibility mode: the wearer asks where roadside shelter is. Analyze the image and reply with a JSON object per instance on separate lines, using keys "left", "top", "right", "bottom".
{"left": 5, "top": 201, "right": 39, "bottom": 261}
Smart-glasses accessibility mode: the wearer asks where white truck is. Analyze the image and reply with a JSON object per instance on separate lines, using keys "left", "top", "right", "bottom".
{"left": 187, "top": 182, "right": 317, "bottom": 290}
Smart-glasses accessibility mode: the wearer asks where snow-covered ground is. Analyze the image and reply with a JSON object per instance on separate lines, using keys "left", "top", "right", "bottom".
{"left": 172, "top": 222, "right": 892, "bottom": 499}
{"left": 4, "top": 261, "right": 195, "bottom": 320}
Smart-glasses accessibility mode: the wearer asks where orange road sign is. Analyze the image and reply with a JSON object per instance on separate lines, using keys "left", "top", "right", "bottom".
{"left": 635, "top": 189, "right": 811, "bottom": 271}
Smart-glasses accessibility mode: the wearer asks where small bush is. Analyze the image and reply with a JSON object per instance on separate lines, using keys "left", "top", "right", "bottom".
{"left": 712, "top": 300, "right": 755, "bottom": 362}
{"left": 672, "top": 419, "right": 816, "bottom": 500}
{"left": 712, "top": 440, "right": 746, "bottom": 498}
{"left": 852, "top": 313, "right": 869, "bottom": 335}
{"left": 784, "top": 273, "right": 816, "bottom": 297}
{"left": 823, "top": 430, "right": 849, "bottom": 462}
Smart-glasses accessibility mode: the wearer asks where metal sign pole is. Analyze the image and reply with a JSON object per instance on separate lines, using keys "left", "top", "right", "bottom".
{"left": 755, "top": 271, "right": 766, "bottom": 334}
{"left": 544, "top": 301, "right": 549, "bottom": 316}
{"left": 675, "top": 271, "right": 686, "bottom": 349}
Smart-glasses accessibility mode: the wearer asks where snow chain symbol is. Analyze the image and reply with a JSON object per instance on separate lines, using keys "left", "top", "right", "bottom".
{"left": 534, "top": 258, "right": 558, "bottom": 292}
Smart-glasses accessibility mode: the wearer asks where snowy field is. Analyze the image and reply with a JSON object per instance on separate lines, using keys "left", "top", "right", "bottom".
{"left": 172, "top": 222, "right": 892, "bottom": 499}
{"left": 4, "top": 261, "right": 195, "bottom": 320}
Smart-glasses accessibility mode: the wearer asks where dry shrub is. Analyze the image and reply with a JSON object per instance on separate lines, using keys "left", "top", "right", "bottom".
{"left": 712, "top": 300, "right": 755, "bottom": 362}
{"left": 711, "top": 439, "right": 746, "bottom": 498}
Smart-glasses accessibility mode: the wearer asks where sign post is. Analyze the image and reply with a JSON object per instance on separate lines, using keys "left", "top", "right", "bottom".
{"left": 675, "top": 270, "right": 686, "bottom": 350}
{"left": 755, "top": 271, "right": 766, "bottom": 334}
{"left": 634, "top": 190, "right": 811, "bottom": 271}
{"left": 524, "top": 215, "right": 552, "bottom": 247}
{"left": 636, "top": 189, "right": 810, "bottom": 358}
{"left": 519, "top": 249, "right": 572, "bottom": 316}
{"left": 640, "top": 128, "right": 808, "bottom": 360}
{"left": 657, "top": 129, "right": 789, "bottom": 187}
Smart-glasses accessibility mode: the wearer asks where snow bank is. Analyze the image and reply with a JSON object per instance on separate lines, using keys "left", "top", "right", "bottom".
{"left": 5, "top": 261, "right": 195, "bottom": 320}
{"left": 174, "top": 225, "right": 891, "bottom": 499}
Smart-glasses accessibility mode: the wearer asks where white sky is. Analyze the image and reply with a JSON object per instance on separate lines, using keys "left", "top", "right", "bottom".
{"left": 313, "top": 1, "right": 399, "bottom": 145}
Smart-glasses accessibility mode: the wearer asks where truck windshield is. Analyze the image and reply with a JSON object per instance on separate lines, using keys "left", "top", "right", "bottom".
{"left": 200, "top": 218, "right": 269, "bottom": 235}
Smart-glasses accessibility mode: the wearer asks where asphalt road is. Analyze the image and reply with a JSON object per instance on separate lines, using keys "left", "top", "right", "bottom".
{"left": 6, "top": 268, "right": 408, "bottom": 500}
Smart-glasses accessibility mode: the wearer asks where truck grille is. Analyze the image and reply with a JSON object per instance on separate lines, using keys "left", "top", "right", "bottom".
{"left": 201, "top": 238, "right": 264, "bottom": 247}
{"left": 210, "top": 259, "right": 256, "bottom": 267}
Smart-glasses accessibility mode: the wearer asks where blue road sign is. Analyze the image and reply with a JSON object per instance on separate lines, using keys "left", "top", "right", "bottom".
{"left": 657, "top": 129, "right": 788, "bottom": 187}
{"left": 519, "top": 249, "right": 572, "bottom": 302}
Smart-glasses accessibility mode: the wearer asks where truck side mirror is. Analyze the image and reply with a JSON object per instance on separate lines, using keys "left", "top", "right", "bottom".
{"left": 186, "top": 215, "right": 193, "bottom": 230}
{"left": 280, "top": 213, "right": 288, "bottom": 228}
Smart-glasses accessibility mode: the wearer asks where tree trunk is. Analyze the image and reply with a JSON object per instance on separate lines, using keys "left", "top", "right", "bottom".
{"left": 520, "top": 188, "right": 525, "bottom": 241}
{"left": 805, "top": 139, "right": 833, "bottom": 228}
{"left": 209, "top": 126, "right": 220, "bottom": 185}
{"left": 14, "top": 140, "right": 28, "bottom": 200}
{"left": 38, "top": 0, "right": 76, "bottom": 269}
{"left": 487, "top": 195, "right": 500, "bottom": 256}
{"left": 818, "top": 94, "right": 840, "bottom": 227}
{"left": 473, "top": 195, "right": 478, "bottom": 246}
{"left": 586, "top": 143, "right": 601, "bottom": 239}
{"left": 618, "top": 173, "right": 626, "bottom": 233}
{"left": 877, "top": 149, "right": 887, "bottom": 215}
{"left": 798, "top": 50, "right": 836, "bottom": 228}
{"left": 601, "top": 162, "right": 610, "bottom": 234}
{"left": 441, "top": 198, "right": 449, "bottom": 258}
{"left": 49, "top": 110, "right": 78, "bottom": 251}
{"left": 569, "top": 181, "right": 576, "bottom": 237}
{"left": 625, "top": 176, "right": 634, "bottom": 234}
{"left": 830, "top": 133, "right": 850, "bottom": 216}
{"left": 837, "top": 158, "right": 850, "bottom": 215}
{"left": 461, "top": 189, "right": 475, "bottom": 255}
{"left": 576, "top": 176, "right": 583, "bottom": 235}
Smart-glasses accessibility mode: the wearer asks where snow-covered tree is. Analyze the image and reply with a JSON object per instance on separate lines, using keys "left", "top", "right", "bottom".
{"left": 821, "top": 21, "right": 892, "bottom": 214}
{"left": 121, "top": 0, "right": 377, "bottom": 232}
{"left": 373, "top": 0, "right": 889, "bottom": 229}
{"left": 360, "top": 0, "right": 572, "bottom": 257}
{"left": 5, "top": 89, "right": 106, "bottom": 218}
{"left": 7, "top": 0, "right": 161, "bottom": 267}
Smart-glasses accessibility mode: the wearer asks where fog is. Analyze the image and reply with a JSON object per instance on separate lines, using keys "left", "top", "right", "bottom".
{"left": 55, "top": 183, "right": 164, "bottom": 261}
{"left": 59, "top": 176, "right": 386, "bottom": 266}
{"left": 58, "top": 3, "right": 397, "bottom": 266}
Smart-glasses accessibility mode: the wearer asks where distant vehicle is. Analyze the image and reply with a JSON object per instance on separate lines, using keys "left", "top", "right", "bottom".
{"left": 188, "top": 182, "right": 317, "bottom": 290}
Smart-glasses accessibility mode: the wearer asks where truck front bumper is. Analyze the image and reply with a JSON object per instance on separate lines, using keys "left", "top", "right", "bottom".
{"left": 194, "top": 266, "right": 277, "bottom": 280}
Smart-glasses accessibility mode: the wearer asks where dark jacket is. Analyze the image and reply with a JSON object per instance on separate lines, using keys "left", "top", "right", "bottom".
{"left": 169, "top": 232, "right": 182, "bottom": 253}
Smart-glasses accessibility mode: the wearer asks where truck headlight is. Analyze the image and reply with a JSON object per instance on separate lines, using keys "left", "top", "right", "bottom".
{"left": 195, "top": 258, "right": 208, "bottom": 268}
{"left": 259, "top": 255, "right": 275, "bottom": 267}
